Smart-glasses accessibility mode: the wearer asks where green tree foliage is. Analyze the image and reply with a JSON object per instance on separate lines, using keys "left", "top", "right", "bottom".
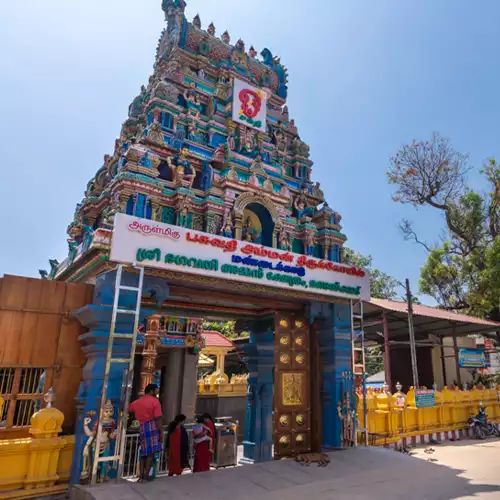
{"left": 202, "top": 320, "right": 239, "bottom": 339}
{"left": 387, "top": 133, "right": 500, "bottom": 321}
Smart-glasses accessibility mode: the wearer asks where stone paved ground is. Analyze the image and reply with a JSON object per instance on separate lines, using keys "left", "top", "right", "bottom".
{"left": 71, "top": 439, "right": 500, "bottom": 500}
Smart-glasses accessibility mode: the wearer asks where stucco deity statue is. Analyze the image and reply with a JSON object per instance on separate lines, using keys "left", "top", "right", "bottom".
{"left": 294, "top": 190, "right": 310, "bottom": 220}
{"left": 178, "top": 206, "right": 189, "bottom": 228}
{"left": 81, "top": 400, "right": 117, "bottom": 482}
{"left": 312, "top": 182, "right": 324, "bottom": 199}
{"left": 67, "top": 238, "right": 78, "bottom": 262}
{"left": 167, "top": 148, "right": 196, "bottom": 187}
{"left": 239, "top": 128, "right": 258, "bottom": 158}
{"left": 279, "top": 228, "right": 292, "bottom": 251}
{"left": 184, "top": 83, "right": 202, "bottom": 117}
{"left": 221, "top": 210, "right": 233, "bottom": 238}
{"left": 305, "top": 233, "right": 315, "bottom": 256}
{"left": 214, "top": 75, "right": 229, "bottom": 101}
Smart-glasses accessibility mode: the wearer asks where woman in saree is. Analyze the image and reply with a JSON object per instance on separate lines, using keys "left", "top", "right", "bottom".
{"left": 193, "top": 414, "right": 214, "bottom": 473}
{"left": 166, "top": 414, "right": 189, "bottom": 476}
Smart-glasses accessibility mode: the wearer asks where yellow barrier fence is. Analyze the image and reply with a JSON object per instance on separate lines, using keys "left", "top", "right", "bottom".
{"left": 357, "top": 386, "right": 500, "bottom": 446}
{"left": 0, "top": 393, "right": 74, "bottom": 499}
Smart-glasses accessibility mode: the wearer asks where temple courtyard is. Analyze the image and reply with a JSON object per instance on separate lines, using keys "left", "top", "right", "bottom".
{"left": 71, "top": 439, "right": 500, "bottom": 500}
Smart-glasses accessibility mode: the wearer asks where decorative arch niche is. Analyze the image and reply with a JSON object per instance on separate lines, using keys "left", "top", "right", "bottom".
{"left": 233, "top": 193, "right": 277, "bottom": 248}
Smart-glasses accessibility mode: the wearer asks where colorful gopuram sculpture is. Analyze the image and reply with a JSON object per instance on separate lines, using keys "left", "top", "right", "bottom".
{"left": 48, "top": 0, "right": 347, "bottom": 283}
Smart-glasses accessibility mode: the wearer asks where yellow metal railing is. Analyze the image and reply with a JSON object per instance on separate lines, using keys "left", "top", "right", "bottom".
{"left": 0, "top": 394, "right": 74, "bottom": 499}
{"left": 357, "top": 386, "right": 500, "bottom": 445}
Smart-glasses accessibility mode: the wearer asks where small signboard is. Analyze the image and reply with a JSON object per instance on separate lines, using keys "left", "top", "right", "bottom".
{"left": 415, "top": 389, "right": 435, "bottom": 408}
{"left": 458, "top": 348, "right": 486, "bottom": 369}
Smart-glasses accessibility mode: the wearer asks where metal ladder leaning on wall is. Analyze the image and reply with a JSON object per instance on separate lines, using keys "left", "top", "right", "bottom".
{"left": 350, "top": 298, "right": 368, "bottom": 446}
{"left": 91, "top": 264, "right": 145, "bottom": 486}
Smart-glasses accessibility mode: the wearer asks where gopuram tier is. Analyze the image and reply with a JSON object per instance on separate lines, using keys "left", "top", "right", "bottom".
{"left": 49, "top": 0, "right": 347, "bottom": 284}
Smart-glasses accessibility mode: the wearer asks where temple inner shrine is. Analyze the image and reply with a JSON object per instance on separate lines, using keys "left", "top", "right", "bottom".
{"left": 39, "top": 0, "right": 371, "bottom": 484}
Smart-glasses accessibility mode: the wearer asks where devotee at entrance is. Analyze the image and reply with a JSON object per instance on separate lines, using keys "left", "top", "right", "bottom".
{"left": 166, "top": 414, "right": 189, "bottom": 476}
{"left": 193, "top": 414, "right": 214, "bottom": 473}
{"left": 129, "top": 384, "right": 163, "bottom": 483}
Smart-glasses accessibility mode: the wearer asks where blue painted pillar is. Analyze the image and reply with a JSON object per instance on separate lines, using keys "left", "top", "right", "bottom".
{"left": 69, "top": 270, "right": 166, "bottom": 485}
{"left": 70, "top": 304, "right": 135, "bottom": 484}
{"left": 310, "top": 301, "right": 351, "bottom": 449}
{"left": 240, "top": 318, "right": 274, "bottom": 464}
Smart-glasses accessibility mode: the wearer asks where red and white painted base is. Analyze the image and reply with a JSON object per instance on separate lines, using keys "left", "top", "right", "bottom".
{"left": 384, "top": 423, "right": 500, "bottom": 449}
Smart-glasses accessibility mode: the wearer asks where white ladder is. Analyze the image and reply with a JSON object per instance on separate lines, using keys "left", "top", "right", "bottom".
{"left": 91, "top": 264, "right": 145, "bottom": 485}
{"left": 350, "top": 299, "right": 368, "bottom": 446}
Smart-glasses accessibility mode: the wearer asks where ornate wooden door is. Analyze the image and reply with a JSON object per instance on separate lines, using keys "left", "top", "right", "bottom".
{"left": 274, "top": 312, "right": 311, "bottom": 458}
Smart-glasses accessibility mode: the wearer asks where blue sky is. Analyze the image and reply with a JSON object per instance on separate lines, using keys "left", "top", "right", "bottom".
{"left": 1, "top": 0, "right": 499, "bottom": 303}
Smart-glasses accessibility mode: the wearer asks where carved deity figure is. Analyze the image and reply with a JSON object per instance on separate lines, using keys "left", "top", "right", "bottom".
{"left": 221, "top": 209, "right": 233, "bottom": 238}
{"left": 177, "top": 201, "right": 191, "bottom": 228}
{"left": 240, "top": 128, "right": 258, "bottom": 158}
{"left": 128, "top": 85, "right": 147, "bottom": 118}
{"left": 81, "top": 224, "right": 95, "bottom": 252}
{"left": 81, "top": 400, "right": 117, "bottom": 482}
{"left": 214, "top": 74, "right": 229, "bottom": 101}
{"left": 183, "top": 83, "right": 202, "bottom": 117}
{"left": 278, "top": 228, "right": 292, "bottom": 251}
{"left": 305, "top": 233, "right": 315, "bottom": 256}
{"left": 167, "top": 148, "right": 196, "bottom": 187}
{"left": 222, "top": 220, "right": 233, "bottom": 239}
{"left": 273, "top": 126, "right": 288, "bottom": 154}
{"left": 311, "top": 182, "right": 324, "bottom": 199}
{"left": 213, "top": 143, "right": 226, "bottom": 163}
{"left": 230, "top": 39, "right": 247, "bottom": 67}
{"left": 67, "top": 239, "right": 78, "bottom": 262}
{"left": 294, "top": 190, "right": 310, "bottom": 220}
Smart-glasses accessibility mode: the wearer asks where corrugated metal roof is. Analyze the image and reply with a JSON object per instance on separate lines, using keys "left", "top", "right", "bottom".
{"left": 369, "top": 298, "right": 500, "bottom": 328}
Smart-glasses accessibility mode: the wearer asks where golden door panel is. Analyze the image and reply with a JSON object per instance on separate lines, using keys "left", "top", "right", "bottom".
{"left": 274, "top": 312, "right": 311, "bottom": 458}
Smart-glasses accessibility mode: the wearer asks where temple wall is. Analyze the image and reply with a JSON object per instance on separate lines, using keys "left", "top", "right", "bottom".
{"left": 0, "top": 275, "right": 92, "bottom": 437}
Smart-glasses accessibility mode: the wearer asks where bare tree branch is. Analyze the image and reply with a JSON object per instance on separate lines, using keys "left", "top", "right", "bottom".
{"left": 398, "top": 219, "right": 432, "bottom": 252}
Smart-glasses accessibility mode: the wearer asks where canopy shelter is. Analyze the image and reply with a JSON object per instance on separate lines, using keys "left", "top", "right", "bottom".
{"left": 362, "top": 298, "right": 500, "bottom": 391}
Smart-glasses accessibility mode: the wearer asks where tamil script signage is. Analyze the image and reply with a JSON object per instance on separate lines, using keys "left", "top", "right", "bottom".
{"left": 110, "top": 214, "right": 371, "bottom": 301}
{"left": 414, "top": 389, "right": 435, "bottom": 409}
{"left": 232, "top": 78, "right": 268, "bottom": 132}
{"left": 458, "top": 348, "right": 486, "bottom": 369}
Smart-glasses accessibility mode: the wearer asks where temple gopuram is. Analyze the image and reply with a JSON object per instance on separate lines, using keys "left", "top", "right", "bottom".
{"left": 43, "top": 0, "right": 370, "bottom": 485}
{"left": 52, "top": 3, "right": 347, "bottom": 285}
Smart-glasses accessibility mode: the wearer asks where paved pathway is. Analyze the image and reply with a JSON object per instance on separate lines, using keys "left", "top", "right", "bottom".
{"left": 72, "top": 440, "right": 500, "bottom": 500}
